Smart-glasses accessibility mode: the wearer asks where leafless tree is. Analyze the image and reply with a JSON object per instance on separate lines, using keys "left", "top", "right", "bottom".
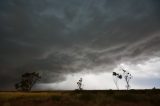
{"left": 122, "top": 69, "right": 132, "bottom": 90}
{"left": 112, "top": 72, "right": 122, "bottom": 90}
{"left": 77, "top": 78, "right": 83, "bottom": 90}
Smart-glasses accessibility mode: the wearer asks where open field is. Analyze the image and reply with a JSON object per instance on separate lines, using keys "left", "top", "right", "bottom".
{"left": 0, "top": 90, "right": 160, "bottom": 106}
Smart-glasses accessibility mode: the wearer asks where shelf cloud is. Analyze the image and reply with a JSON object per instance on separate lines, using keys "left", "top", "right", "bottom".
{"left": 0, "top": 0, "right": 160, "bottom": 90}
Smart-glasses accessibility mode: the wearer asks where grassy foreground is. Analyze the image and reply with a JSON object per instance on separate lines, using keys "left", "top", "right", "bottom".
{"left": 0, "top": 90, "right": 160, "bottom": 106}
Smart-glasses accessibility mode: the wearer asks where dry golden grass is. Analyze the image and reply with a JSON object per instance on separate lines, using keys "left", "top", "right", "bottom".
{"left": 0, "top": 90, "right": 160, "bottom": 106}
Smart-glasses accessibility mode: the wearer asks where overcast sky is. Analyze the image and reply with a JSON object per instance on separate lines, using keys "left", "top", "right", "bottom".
{"left": 0, "top": 0, "right": 160, "bottom": 90}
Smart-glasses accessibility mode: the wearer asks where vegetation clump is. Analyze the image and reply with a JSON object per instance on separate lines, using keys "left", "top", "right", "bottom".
{"left": 15, "top": 72, "right": 41, "bottom": 91}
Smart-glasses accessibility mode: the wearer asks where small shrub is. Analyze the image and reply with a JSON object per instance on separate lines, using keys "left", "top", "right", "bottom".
{"left": 108, "top": 89, "right": 114, "bottom": 94}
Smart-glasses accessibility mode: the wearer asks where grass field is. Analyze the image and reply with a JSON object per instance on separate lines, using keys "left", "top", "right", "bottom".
{"left": 0, "top": 90, "right": 160, "bottom": 106}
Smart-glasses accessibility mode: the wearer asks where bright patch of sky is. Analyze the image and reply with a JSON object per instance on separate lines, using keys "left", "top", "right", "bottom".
{"left": 37, "top": 57, "right": 160, "bottom": 90}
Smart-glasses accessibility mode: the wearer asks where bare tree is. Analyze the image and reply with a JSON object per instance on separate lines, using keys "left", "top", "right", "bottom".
{"left": 77, "top": 78, "right": 83, "bottom": 90}
{"left": 122, "top": 69, "right": 132, "bottom": 90}
{"left": 112, "top": 72, "right": 122, "bottom": 90}
{"left": 112, "top": 67, "right": 133, "bottom": 90}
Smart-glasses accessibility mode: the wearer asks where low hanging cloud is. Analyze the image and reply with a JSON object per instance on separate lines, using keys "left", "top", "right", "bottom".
{"left": 0, "top": 0, "right": 160, "bottom": 90}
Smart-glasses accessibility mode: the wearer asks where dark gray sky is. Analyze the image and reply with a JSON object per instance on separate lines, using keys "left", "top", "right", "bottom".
{"left": 0, "top": 0, "right": 160, "bottom": 90}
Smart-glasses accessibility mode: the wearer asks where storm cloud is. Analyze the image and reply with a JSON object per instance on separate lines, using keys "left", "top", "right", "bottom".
{"left": 0, "top": 0, "right": 160, "bottom": 90}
